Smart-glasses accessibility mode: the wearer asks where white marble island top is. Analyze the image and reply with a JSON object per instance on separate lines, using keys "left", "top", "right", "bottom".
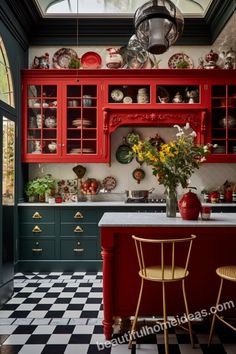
{"left": 98, "top": 212, "right": 236, "bottom": 227}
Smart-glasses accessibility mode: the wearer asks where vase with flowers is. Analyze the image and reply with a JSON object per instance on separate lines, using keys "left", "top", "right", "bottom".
{"left": 129, "top": 123, "right": 213, "bottom": 217}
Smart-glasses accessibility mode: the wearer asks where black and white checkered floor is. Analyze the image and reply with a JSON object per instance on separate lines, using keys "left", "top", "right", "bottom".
{"left": 0, "top": 272, "right": 235, "bottom": 354}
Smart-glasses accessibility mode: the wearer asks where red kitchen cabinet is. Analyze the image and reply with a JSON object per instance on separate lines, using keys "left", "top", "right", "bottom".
{"left": 22, "top": 70, "right": 106, "bottom": 163}
{"left": 22, "top": 69, "right": 236, "bottom": 163}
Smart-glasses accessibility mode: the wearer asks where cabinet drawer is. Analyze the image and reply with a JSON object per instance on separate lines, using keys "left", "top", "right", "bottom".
{"left": 60, "top": 223, "right": 98, "bottom": 236}
{"left": 19, "top": 208, "right": 55, "bottom": 222}
{"left": 60, "top": 239, "right": 97, "bottom": 260}
{"left": 19, "top": 239, "right": 55, "bottom": 260}
{"left": 60, "top": 208, "right": 98, "bottom": 223}
{"left": 19, "top": 223, "right": 55, "bottom": 236}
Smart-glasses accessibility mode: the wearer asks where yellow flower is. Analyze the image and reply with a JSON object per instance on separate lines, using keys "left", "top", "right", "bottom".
{"left": 146, "top": 151, "right": 156, "bottom": 161}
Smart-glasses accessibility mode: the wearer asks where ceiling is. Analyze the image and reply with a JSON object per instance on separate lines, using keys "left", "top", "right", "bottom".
{"left": 1, "top": 0, "right": 235, "bottom": 47}
{"left": 34, "top": 0, "right": 214, "bottom": 18}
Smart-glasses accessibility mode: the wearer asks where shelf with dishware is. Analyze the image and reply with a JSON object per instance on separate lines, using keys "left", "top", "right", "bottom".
{"left": 105, "top": 82, "right": 202, "bottom": 107}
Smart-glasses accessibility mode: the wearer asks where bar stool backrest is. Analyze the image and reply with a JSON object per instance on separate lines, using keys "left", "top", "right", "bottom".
{"left": 132, "top": 234, "right": 196, "bottom": 281}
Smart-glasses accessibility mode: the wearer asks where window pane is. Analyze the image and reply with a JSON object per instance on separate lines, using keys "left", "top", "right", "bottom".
{"left": 0, "top": 37, "right": 15, "bottom": 108}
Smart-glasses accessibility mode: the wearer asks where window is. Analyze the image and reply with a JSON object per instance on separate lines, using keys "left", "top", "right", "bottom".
{"left": 43, "top": 0, "right": 213, "bottom": 17}
{"left": 0, "top": 36, "right": 15, "bottom": 108}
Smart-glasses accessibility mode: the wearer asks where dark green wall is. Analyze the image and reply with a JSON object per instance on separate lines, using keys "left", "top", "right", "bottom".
{"left": 0, "top": 0, "right": 28, "bottom": 291}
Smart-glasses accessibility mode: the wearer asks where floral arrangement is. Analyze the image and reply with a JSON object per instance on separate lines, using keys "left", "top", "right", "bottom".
{"left": 130, "top": 124, "right": 212, "bottom": 192}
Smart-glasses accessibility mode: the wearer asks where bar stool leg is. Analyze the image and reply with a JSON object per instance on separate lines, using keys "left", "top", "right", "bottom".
{"left": 128, "top": 278, "right": 144, "bottom": 349}
{"left": 208, "top": 277, "right": 224, "bottom": 346}
{"left": 182, "top": 279, "right": 194, "bottom": 347}
{"left": 162, "top": 282, "right": 169, "bottom": 354}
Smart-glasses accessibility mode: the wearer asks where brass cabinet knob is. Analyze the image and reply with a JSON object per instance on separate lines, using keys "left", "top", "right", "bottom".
{"left": 73, "top": 241, "right": 84, "bottom": 252}
{"left": 32, "top": 225, "right": 42, "bottom": 233}
{"left": 73, "top": 225, "right": 84, "bottom": 233}
{"left": 32, "top": 212, "right": 42, "bottom": 219}
{"left": 32, "top": 242, "right": 43, "bottom": 252}
{"left": 74, "top": 211, "right": 83, "bottom": 219}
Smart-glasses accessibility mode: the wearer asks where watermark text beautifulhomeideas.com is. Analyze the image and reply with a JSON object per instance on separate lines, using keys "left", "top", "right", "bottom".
{"left": 97, "top": 299, "right": 235, "bottom": 351}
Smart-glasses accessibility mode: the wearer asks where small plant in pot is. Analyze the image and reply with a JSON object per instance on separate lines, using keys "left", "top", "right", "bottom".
{"left": 25, "top": 174, "right": 57, "bottom": 202}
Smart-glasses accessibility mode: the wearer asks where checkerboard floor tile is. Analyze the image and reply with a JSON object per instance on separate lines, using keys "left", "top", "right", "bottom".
{"left": 0, "top": 272, "right": 235, "bottom": 353}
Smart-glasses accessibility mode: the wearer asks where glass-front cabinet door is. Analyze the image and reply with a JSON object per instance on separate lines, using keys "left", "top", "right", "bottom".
{"left": 22, "top": 77, "right": 104, "bottom": 162}
{"left": 210, "top": 85, "right": 236, "bottom": 159}
{"left": 23, "top": 82, "right": 61, "bottom": 161}
{"left": 63, "top": 84, "right": 98, "bottom": 158}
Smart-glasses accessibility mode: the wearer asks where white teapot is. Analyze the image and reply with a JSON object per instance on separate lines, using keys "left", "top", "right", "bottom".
{"left": 48, "top": 142, "right": 57, "bottom": 153}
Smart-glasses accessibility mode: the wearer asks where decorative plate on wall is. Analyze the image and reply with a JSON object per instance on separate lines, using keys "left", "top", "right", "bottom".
{"left": 52, "top": 48, "right": 78, "bottom": 69}
{"left": 168, "top": 53, "right": 193, "bottom": 69}
{"left": 80, "top": 51, "right": 102, "bottom": 69}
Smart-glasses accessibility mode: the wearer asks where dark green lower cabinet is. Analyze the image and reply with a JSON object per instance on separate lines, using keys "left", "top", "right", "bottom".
{"left": 18, "top": 205, "right": 164, "bottom": 272}
{"left": 60, "top": 238, "right": 97, "bottom": 260}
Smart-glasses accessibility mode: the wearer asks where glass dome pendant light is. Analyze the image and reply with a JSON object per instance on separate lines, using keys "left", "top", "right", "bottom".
{"left": 134, "top": 0, "right": 184, "bottom": 55}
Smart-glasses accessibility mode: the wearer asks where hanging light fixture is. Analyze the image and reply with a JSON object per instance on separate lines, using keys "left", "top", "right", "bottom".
{"left": 134, "top": 0, "right": 184, "bottom": 55}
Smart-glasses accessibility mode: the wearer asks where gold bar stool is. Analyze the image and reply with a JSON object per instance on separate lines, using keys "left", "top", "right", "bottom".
{"left": 129, "top": 234, "right": 196, "bottom": 354}
{"left": 208, "top": 265, "right": 236, "bottom": 346}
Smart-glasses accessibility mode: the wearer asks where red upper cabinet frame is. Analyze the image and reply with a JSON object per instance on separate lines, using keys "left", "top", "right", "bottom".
{"left": 22, "top": 69, "right": 236, "bottom": 164}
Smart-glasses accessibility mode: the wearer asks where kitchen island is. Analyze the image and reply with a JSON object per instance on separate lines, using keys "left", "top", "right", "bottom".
{"left": 99, "top": 212, "right": 236, "bottom": 340}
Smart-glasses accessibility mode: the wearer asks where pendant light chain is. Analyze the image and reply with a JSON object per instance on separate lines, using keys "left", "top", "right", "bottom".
{"left": 76, "top": 0, "right": 79, "bottom": 81}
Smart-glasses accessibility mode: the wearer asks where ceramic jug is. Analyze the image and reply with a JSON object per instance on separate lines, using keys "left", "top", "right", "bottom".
{"left": 105, "top": 48, "right": 123, "bottom": 69}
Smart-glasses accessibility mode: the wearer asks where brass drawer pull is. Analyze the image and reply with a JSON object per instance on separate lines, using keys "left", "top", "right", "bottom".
{"left": 32, "top": 242, "right": 43, "bottom": 252}
{"left": 32, "top": 212, "right": 42, "bottom": 219}
{"left": 32, "top": 225, "right": 42, "bottom": 233}
{"left": 73, "top": 241, "right": 84, "bottom": 252}
{"left": 74, "top": 225, "right": 84, "bottom": 233}
{"left": 74, "top": 211, "right": 83, "bottom": 219}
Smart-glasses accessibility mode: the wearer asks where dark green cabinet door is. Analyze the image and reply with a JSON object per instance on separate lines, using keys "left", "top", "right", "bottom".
{"left": 19, "top": 223, "right": 55, "bottom": 236}
{"left": 60, "top": 239, "right": 97, "bottom": 260}
{"left": 60, "top": 208, "right": 98, "bottom": 223}
{"left": 19, "top": 239, "right": 55, "bottom": 260}
{"left": 60, "top": 223, "right": 98, "bottom": 236}
{"left": 19, "top": 208, "right": 55, "bottom": 222}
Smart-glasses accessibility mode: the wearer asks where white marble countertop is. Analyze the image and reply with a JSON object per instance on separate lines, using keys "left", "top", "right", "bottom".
{"left": 18, "top": 202, "right": 236, "bottom": 207}
{"left": 98, "top": 212, "right": 236, "bottom": 227}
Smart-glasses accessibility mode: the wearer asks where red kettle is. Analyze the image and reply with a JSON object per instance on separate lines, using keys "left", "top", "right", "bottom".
{"left": 178, "top": 188, "right": 202, "bottom": 220}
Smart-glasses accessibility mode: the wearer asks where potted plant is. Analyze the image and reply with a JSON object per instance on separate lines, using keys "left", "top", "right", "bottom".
{"left": 25, "top": 174, "right": 57, "bottom": 202}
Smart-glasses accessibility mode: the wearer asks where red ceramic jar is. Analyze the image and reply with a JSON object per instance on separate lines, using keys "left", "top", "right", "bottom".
{"left": 178, "top": 189, "right": 202, "bottom": 220}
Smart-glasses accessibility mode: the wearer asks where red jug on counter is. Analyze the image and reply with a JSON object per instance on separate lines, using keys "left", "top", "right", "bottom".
{"left": 178, "top": 188, "right": 202, "bottom": 220}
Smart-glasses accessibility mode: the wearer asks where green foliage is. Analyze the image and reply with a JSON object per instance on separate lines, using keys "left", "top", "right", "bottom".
{"left": 68, "top": 58, "right": 81, "bottom": 69}
{"left": 176, "top": 60, "right": 189, "bottom": 69}
{"left": 25, "top": 174, "right": 57, "bottom": 198}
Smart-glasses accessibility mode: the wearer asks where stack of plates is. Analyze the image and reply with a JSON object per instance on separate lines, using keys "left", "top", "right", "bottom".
{"left": 69, "top": 148, "right": 81, "bottom": 154}
{"left": 213, "top": 145, "right": 226, "bottom": 154}
{"left": 72, "top": 119, "right": 92, "bottom": 127}
{"left": 232, "top": 146, "right": 236, "bottom": 154}
{"left": 82, "top": 148, "right": 95, "bottom": 153}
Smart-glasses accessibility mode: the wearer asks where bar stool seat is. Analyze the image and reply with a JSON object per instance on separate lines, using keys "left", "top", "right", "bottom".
{"left": 129, "top": 234, "right": 196, "bottom": 354}
{"left": 139, "top": 265, "right": 189, "bottom": 281}
{"left": 208, "top": 265, "right": 236, "bottom": 346}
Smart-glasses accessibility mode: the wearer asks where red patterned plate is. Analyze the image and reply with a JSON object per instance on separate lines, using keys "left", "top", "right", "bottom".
{"left": 168, "top": 53, "right": 193, "bottom": 69}
{"left": 81, "top": 51, "right": 102, "bottom": 69}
